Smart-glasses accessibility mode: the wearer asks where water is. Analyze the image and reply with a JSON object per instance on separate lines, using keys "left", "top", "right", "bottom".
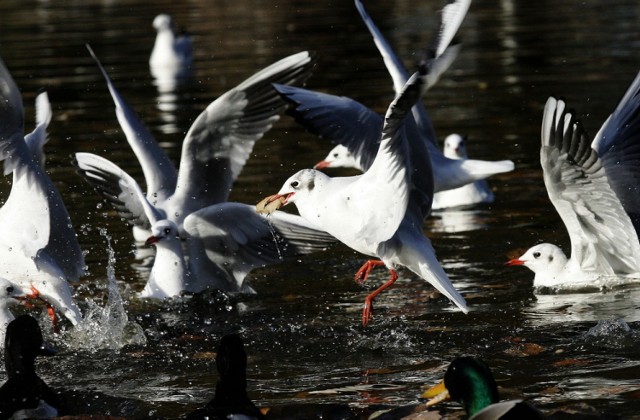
{"left": 1, "top": 0, "right": 640, "bottom": 418}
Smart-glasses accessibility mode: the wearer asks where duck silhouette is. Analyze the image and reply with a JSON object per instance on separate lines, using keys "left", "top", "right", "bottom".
{"left": 187, "top": 334, "right": 265, "bottom": 419}
{"left": 0, "top": 315, "right": 60, "bottom": 419}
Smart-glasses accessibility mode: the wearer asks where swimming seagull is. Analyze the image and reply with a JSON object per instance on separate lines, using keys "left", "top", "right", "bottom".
{"left": 277, "top": 0, "right": 513, "bottom": 196}
{"left": 258, "top": 68, "right": 468, "bottom": 326}
{"left": 84, "top": 45, "right": 315, "bottom": 242}
{"left": 506, "top": 72, "right": 640, "bottom": 289}
{"left": 432, "top": 134, "right": 495, "bottom": 210}
{"left": 75, "top": 153, "right": 336, "bottom": 298}
{"left": 149, "top": 14, "right": 193, "bottom": 83}
{"left": 0, "top": 56, "right": 84, "bottom": 328}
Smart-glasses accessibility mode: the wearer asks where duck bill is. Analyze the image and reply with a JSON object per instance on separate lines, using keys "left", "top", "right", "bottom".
{"left": 145, "top": 235, "right": 160, "bottom": 246}
{"left": 313, "top": 160, "right": 331, "bottom": 170}
{"left": 505, "top": 258, "right": 525, "bottom": 266}
{"left": 256, "top": 192, "right": 294, "bottom": 215}
{"left": 422, "top": 380, "right": 451, "bottom": 407}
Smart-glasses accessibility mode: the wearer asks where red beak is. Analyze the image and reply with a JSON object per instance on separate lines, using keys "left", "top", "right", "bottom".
{"left": 505, "top": 258, "right": 525, "bottom": 266}
{"left": 313, "top": 160, "right": 331, "bottom": 170}
{"left": 145, "top": 236, "right": 160, "bottom": 246}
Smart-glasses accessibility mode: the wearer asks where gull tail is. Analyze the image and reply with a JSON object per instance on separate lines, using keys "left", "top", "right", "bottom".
{"left": 459, "top": 158, "right": 515, "bottom": 181}
{"left": 382, "top": 227, "right": 469, "bottom": 313}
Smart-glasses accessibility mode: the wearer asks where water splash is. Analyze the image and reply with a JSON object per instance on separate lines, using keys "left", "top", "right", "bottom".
{"left": 64, "top": 228, "right": 146, "bottom": 351}
{"left": 580, "top": 318, "right": 640, "bottom": 350}
{"left": 265, "top": 217, "right": 284, "bottom": 260}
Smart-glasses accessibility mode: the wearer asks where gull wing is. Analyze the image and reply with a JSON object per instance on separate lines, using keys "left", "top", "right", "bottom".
{"left": 183, "top": 202, "right": 336, "bottom": 291}
{"left": 274, "top": 84, "right": 383, "bottom": 171}
{"left": 350, "top": 71, "right": 425, "bottom": 245}
{"left": 75, "top": 152, "right": 164, "bottom": 228}
{"left": 171, "top": 52, "right": 316, "bottom": 215}
{"left": 0, "top": 60, "right": 84, "bottom": 280}
{"left": 87, "top": 45, "right": 178, "bottom": 203}
{"left": 591, "top": 70, "right": 640, "bottom": 233}
{"left": 23, "top": 90, "right": 52, "bottom": 166}
{"left": 541, "top": 97, "right": 640, "bottom": 275}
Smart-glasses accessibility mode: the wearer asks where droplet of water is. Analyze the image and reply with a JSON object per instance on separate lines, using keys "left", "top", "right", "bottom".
{"left": 64, "top": 228, "right": 146, "bottom": 351}
{"left": 265, "top": 218, "right": 283, "bottom": 260}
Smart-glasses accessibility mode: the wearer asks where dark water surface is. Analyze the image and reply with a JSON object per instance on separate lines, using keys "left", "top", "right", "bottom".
{"left": 1, "top": 0, "right": 640, "bottom": 418}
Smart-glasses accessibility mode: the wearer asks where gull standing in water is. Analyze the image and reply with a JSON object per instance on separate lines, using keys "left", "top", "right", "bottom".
{"left": 258, "top": 68, "right": 468, "bottom": 326}
{"left": 149, "top": 14, "right": 193, "bottom": 87}
{"left": 0, "top": 56, "right": 84, "bottom": 328}
{"left": 507, "top": 71, "right": 640, "bottom": 289}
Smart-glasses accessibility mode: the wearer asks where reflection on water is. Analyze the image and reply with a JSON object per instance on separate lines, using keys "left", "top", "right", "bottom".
{"left": 429, "top": 208, "right": 492, "bottom": 233}
{"left": 527, "top": 285, "right": 640, "bottom": 325}
{"left": 0, "top": 0, "right": 640, "bottom": 417}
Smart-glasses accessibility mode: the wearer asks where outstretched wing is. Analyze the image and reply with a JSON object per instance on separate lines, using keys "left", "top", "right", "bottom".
{"left": 541, "top": 97, "right": 640, "bottom": 275}
{"left": 591, "top": 70, "right": 640, "bottom": 233}
{"left": 0, "top": 60, "right": 84, "bottom": 281}
{"left": 274, "top": 84, "right": 383, "bottom": 171}
{"left": 87, "top": 45, "right": 178, "bottom": 203}
{"left": 75, "top": 152, "right": 164, "bottom": 229}
{"left": 172, "top": 52, "right": 316, "bottom": 215}
{"left": 350, "top": 70, "right": 425, "bottom": 245}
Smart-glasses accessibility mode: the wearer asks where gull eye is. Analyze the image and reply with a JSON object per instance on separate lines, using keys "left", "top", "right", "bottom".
{"left": 164, "top": 228, "right": 171, "bottom": 235}
{"left": 6, "top": 286, "right": 13, "bottom": 294}
{"left": 333, "top": 153, "right": 339, "bottom": 158}
{"left": 533, "top": 252, "right": 541, "bottom": 258}
{"left": 291, "top": 180, "right": 299, "bottom": 188}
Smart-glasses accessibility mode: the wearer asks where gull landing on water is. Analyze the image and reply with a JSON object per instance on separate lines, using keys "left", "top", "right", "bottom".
{"left": 0, "top": 56, "right": 84, "bottom": 330}
{"left": 258, "top": 69, "right": 469, "bottom": 326}
{"left": 507, "top": 72, "right": 640, "bottom": 289}
{"left": 76, "top": 153, "right": 336, "bottom": 299}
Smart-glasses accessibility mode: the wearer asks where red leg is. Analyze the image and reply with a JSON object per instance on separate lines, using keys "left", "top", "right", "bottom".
{"left": 354, "top": 260, "right": 385, "bottom": 285}
{"left": 26, "top": 285, "right": 60, "bottom": 334}
{"left": 46, "top": 304, "right": 60, "bottom": 334}
{"left": 362, "top": 269, "right": 398, "bottom": 327}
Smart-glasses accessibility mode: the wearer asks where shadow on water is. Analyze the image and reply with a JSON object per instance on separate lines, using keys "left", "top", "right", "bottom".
{"left": 0, "top": 0, "right": 639, "bottom": 418}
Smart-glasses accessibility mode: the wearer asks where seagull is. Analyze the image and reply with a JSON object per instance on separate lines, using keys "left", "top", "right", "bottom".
{"left": 258, "top": 69, "right": 468, "bottom": 326}
{"left": 276, "top": 0, "right": 513, "bottom": 196}
{"left": 149, "top": 14, "right": 193, "bottom": 79}
{"left": 0, "top": 277, "right": 28, "bottom": 344}
{"left": 0, "top": 56, "right": 84, "bottom": 328}
{"left": 84, "top": 45, "right": 315, "bottom": 242}
{"left": 0, "top": 315, "right": 60, "bottom": 419}
{"left": 432, "top": 134, "right": 495, "bottom": 210}
{"left": 506, "top": 72, "right": 640, "bottom": 289}
{"left": 75, "top": 153, "right": 336, "bottom": 298}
